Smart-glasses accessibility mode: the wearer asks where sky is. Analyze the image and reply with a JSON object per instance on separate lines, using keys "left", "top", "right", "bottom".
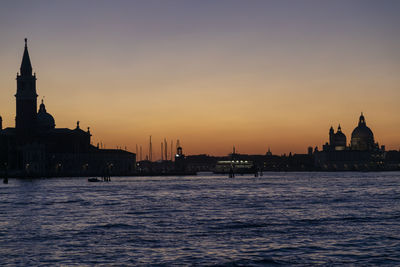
{"left": 0, "top": 0, "right": 399, "bottom": 158}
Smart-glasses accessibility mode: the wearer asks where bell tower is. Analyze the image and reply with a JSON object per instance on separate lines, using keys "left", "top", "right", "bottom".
{"left": 15, "top": 38, "right": 38, "bottom": 133}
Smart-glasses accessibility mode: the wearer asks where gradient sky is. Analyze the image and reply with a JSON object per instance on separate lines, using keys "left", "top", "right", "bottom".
{"left": 0, "top": 0, "right": 399, "bottom": 158}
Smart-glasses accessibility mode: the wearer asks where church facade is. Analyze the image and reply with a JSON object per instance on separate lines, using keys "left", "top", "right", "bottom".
{"left": 0, "top": 39, "right": 135, "bottom": 177}
{"left": 314, "top": 113, "right": 385, "bottom": 171}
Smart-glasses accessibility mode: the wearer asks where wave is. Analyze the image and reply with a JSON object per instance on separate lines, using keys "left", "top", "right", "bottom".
{"left": 211, "top": 257, "right": 283, "bottom": 266}
{"left": 88, "top": 223, "right": 134, "bottom": 230}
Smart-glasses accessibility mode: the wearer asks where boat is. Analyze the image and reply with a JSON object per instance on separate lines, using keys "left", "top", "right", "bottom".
{"left": 88, "top": 177, "right": 101, "bottom": 182}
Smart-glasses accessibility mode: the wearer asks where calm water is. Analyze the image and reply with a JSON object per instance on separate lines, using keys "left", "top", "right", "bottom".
{"left": 1, "top": 172, "right": 400, "bottom": 266}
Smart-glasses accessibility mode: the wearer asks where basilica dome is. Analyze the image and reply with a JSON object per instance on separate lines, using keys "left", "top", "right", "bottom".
{"left": 37, "top": 100, "right": 55, "bottom": 131}
{"left": 351, "top": 113, "right": 374, "bottom": 151}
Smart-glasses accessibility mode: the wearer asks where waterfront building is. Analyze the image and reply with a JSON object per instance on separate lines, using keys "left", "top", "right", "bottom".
{"left": 0, "top": 39, "right": 135, "bottom": 177}
{"left": 315, "top": 113, "right": 385, "bottom": 171}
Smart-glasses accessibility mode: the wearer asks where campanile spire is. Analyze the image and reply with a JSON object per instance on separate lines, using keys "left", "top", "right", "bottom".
{"left": 20, "top": 38, "right": 33, "bottom": 76}
{"left": 15, "top": 38, "right": 38, "bottom": 132}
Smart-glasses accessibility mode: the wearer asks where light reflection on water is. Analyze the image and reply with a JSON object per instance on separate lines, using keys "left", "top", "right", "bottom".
{"left": 1, "top": 172, "right": 400, "bottom": 265}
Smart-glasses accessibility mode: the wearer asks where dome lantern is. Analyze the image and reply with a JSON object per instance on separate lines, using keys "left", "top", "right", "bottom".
{"left": 358, "top": 112, "right": 366, "bottom": 127}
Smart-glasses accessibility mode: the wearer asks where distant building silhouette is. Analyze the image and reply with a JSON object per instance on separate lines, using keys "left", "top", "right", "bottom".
{"left": 266, "top": 147, "right": 272, "bottom": 156}
{"left": 315, "top": 113, "right": 386, "bottom": 171}
{"left": 174, "top": 144, "right": 186, "bottom": 172}
{"left": 0, "top": 39, "right": 135, "bottom": 177}
{"left": 179, "top": 114, "right": 399, "bottom": 173}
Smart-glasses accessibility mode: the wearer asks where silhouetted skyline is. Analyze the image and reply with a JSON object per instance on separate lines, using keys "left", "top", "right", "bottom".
{"left": 0, "top": 1, "right": 399, "bottom": 156}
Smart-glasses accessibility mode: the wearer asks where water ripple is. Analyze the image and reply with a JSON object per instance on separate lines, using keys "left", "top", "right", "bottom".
{"left": 0, "top": 172, "right": 400, "bottom": 265}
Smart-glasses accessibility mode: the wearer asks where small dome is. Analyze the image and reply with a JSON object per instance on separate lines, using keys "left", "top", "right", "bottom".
{"left": 333, "top": 125, "right": 346, "bottom": 148}
{"left": 37, "top": 101, "right": 55, "bottom": 131}
{"left": 334, "top": 132, "right": 346, "bottom": 145}
{"left": 335, "top": 131, "right": 346, "bottom": 138}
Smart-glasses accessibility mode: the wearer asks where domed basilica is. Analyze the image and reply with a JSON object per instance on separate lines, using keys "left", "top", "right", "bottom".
{"left": 315, "top": 113, "right": 385, "bottom": 171}
{"left": 326, "top": 113, "right": 378, "bottom": 152}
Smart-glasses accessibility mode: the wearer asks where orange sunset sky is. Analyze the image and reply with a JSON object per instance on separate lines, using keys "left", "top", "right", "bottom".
{"left": 0, "top": 1, "right": 399, "bottom": 159}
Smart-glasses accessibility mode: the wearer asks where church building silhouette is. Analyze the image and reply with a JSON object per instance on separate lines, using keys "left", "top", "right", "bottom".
{"left": 0, "top": 39, "right": 135, "bottom": 177}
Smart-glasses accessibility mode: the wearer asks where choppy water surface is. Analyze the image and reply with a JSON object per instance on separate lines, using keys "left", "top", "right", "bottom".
{"left": 1, "top": 172, "right": 400, "bottom": 266}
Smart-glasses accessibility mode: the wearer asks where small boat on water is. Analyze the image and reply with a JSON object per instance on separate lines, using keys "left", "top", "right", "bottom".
{"left": 88, "top": 176, "right": 111, "bottom": 182}
{"left": 3, "top": 177, "right": 8, "bottom": 184}
{"left": 88, "top": 177, "right": 101, "bottom": 182}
